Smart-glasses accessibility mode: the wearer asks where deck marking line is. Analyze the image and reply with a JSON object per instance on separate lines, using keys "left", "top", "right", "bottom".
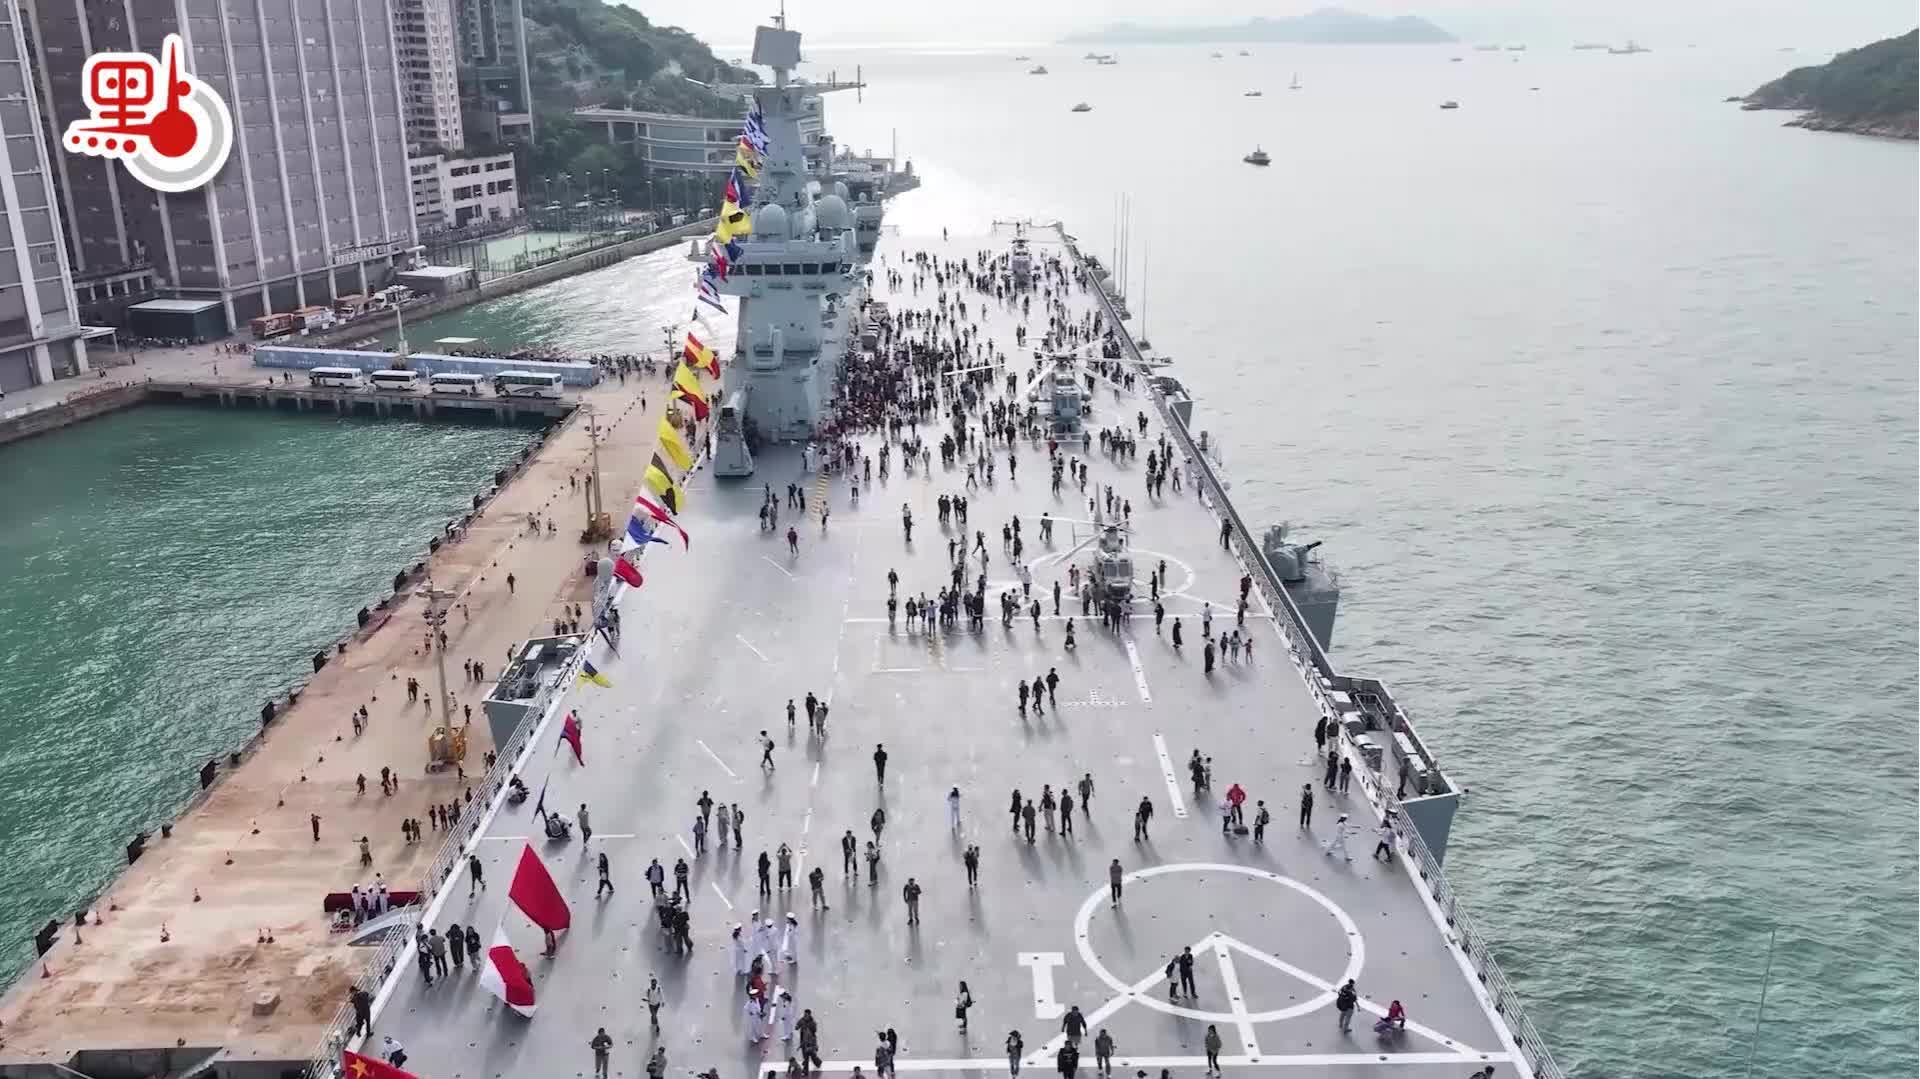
{"left": 1125, "top": 639, "right": 1152, "bottom": 704}
{"left": 710, "top": 882, "right": 734, "bottom": 910}
{"left": 762, "top": 555, "right": 795, "bottom": 578}
{"left": 1211, "top": 937, "right": 1263, "bottom": 1060}
{"left": 1152, "top": 733, "right": 1189, "bottom": 818}
{"left": 695, "top": 738, "right": 739, "bottom": 779}
{"left": 736, "top": 634, "right": 769, "bottom": 661}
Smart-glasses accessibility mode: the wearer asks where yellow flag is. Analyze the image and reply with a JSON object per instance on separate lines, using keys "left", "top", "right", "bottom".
{"left": 658, "top": 416, "right": 693, "bottom": 471}
{"left": 718, "top": 200, "right": 751, "bottom": 241}
{"left": 734, "top": 142, "right": 760, "bottom": 179}
{"left": 644, "top": 455, "right": 683, "bottom": 515}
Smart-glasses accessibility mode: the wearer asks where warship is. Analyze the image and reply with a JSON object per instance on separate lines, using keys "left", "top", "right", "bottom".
{"left": 349, "top": 14, "right": 1566, "bottom": 1079}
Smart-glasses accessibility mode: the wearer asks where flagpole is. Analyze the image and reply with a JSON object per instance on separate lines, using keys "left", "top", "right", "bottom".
{"left": 424, "top": 582, "right": 458, "bottom": 740}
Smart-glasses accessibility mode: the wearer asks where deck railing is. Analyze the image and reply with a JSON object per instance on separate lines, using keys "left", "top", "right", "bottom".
{"left": 1062, "top": 230, "right": 1567, "bottom": 1079}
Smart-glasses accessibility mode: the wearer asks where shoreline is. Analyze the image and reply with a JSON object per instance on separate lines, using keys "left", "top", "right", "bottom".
{"left": 0, "top": 359, "right": 675, "bottom": 1066}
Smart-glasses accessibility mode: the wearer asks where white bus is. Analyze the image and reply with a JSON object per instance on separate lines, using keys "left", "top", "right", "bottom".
{"left": 368, "top": 369, "right": 422, "bottom": 391}
{"left": 309, "top": 367, "right": 367, "bottom": 389}
{"left": 428, "top": 372, "right": 486, "bottom": 396}
{"left": 492, "top": 370, "right": 564, "bottom": 398}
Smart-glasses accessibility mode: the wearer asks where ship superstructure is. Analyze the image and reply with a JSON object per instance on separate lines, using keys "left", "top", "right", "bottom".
{"left": 711, "top": 19, "right": 868, "bottom": 461}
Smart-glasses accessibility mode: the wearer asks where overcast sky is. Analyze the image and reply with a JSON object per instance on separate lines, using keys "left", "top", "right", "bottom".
{"left": 626, "top": 0, "right": 1916, "bottom": 53}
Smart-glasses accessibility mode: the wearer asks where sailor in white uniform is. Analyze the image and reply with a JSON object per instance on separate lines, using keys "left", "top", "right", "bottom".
{"left": 743, "top": 988, "right": 765, "bottom": 1042}
{"left": 780, "top": 913, "right": 799, "bottom": 967}
{"left": 754, "top": 918, "right": 778, "bottom": 964}
{"left": 730, "top": 924, "right": 751, "bottom": 975}
{"left": 775, "top": 989, "right": 797, "bottom": 1042}
{"left": 1322, "top": 813, "right": 1353, "bottom": 861}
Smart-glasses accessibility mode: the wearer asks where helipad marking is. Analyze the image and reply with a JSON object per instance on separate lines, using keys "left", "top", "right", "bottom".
{"left": 1151, "top": 734, "right": 1188, "bottom": 818}
{"left": 1017, "top": 951, "right": 1067, "bottom": 1019}
{"left": 1211, "top": 935, "right": 1263, "bottom": 1061}
{"left": 1072, "top": 863, "right": 1361, "bottom": 1025}
{"left": 810, "top": 1053, "right": 1507, "bottom": 1073}
{"left": 695, "top": 739, "right": 738, "bottom": 779}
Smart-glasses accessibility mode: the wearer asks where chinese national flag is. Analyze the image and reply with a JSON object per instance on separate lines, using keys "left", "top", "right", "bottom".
{"left": 342, "top": 1050, "right": 419, "bottom": 1079}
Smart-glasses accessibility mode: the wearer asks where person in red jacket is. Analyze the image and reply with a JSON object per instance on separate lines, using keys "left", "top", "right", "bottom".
{"left": 1225, "top": 783, "right": 1247, "bottom": 828}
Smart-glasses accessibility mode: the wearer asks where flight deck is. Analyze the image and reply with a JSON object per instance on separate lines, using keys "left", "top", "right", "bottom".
{"left": 364, "top": 232, "right": 1528, "bottom": 1079}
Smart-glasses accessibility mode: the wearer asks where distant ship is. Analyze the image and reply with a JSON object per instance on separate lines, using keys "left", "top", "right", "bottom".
{"left": 1289, "top": 72, "right": 1302, "bottom": 90}
{"left": 1474, "top": 43, "right": 1501, "bottom": 51}
{"left": 1096, "top": 57, "right": 1118, "bottom": 66}
{"left": 1029, "top": 65, "right": 1049, "bottom": 75}
{"left": 1243, "top": 146, "right": 1271, "bottom": 165}
{"left": 1572, "top": 43, "right": 1609, "bottom": 50}
{"left": 1209, "top": 51, "right": 1223, "bottom": 59}
{"left": 1243, "top": 89, "right": 1263, "bottom": 97}
{"left": 1071, "top": 102, "right": 1092, "bottom": 112}
{"left": 1609, "top": 40, "right": 1650, "bottom": 54}
{"left": 1439, "top": 99, "right": 1461, "bottom": 109}
{"left": 1506, "top": 44, "right": 1527, "bottom": 51}
{"left": 1238, "top": 49, "right": 1250, "bottom": 56}
{"left": 1014, "top": 54, "right": 1030, "bottom": 60}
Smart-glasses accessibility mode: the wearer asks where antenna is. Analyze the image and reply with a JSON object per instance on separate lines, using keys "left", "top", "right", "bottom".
{"left": 857, "top": 64, "right": 863, "bottom": 103}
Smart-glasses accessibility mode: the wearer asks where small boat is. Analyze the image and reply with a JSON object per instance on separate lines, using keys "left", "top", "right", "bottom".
{"left": 1028, "top": 65, "right": 1049, "bottom": 75}
{"left": 1450, "top": 56, "right": 1464, "bottom": 62}
{"left": 1289, "top": 72, "right": 1301, "bottom": 90}
{"left": 1071, "top": 102, "right": 1092, "bottom": 113}
{"left": 1243, "top": 147, "right": 1271, "bottom": 166}
{"left": 1439, "top": 100, "right": 1460, "bottom": 109}
{"left": 1096, "top": 57, "right": 1118, "bottom": 65}
{"left": 1209, "top": 51, "right": 1223, "bottom": 59}
{"left": 1238, "top": 50, "right": 1250, "bottom": 56}
{"left": 1608, "top": 40, "right": 1650, "bottom": 54}
{"left": 1243, "top": 89, "right": 1263, "bottom": 97}
{"left": 1014, "top": 55, "right": 1030, "bottom": 61}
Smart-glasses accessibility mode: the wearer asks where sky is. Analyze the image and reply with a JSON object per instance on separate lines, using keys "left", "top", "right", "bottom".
{"left": 624, "top": 0, "right": 1917, "bottom": 54}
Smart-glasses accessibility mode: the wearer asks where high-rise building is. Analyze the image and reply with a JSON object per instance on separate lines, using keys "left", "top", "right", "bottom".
{"left": 0, "top": 1, "right": 86, "bottom": 391}
{"left": 394, "top": 0, "right": 463, "bottom": 154}
{"left": 454, "top": 0, "right": 531, "bottom": 144}
{"left": 23, "top": 0, "right": 419, "bottom": 332}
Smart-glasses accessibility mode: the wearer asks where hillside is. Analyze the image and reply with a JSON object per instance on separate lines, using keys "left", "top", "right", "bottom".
{"left": 510, "top": 0, "right": 762, "bottom": 205}
{"left": 1742, "top": 29, "right": 1917, "bottom": 140}
{"left": 1062, "top": 8, "right": 1455, "bottom": 45}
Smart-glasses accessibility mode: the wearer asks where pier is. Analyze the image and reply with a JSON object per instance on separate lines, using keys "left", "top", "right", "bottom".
{"left": 144, "top": 380, "right": 573, "bottom": 424}
{"left": 0, "top": 354, "right": 677, "bottom": 1074}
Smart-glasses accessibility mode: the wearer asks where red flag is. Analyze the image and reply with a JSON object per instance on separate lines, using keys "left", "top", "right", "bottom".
{"left": 561, "top": 711, "right": 584, "bottom": 765}
{"left": 477, "top": 926, "right": 537, "bottom": 1017}
{"left": 342, "top": 1050, "right": 419, "bottom": 1079}
{"left": 632, "top": 494, "right": 689, "bottom": 548}
{"left": 612, "top": 555, "right": 644, "bottom": 589}
{"left": 508, "top": 842, "right": 571, "bottom": 931}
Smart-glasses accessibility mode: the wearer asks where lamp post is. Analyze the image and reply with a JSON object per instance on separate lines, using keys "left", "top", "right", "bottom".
{"left": 423, "top": 581, "right": 458, "bottom": 734}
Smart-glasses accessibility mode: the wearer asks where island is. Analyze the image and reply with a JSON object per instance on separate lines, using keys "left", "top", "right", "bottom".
{"left": 1741, "top": 29, "right": 1917, "bottom": 140}
{"left": 1061, "top": 8, "right": 1455, "bottom": 46}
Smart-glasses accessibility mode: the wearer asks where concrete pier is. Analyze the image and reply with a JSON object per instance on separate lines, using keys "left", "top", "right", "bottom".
{"left": 144, "top": 380, "right": 573, "bottom": 424}
{"left": 0, "top": 360, "right": 678, "bottom": 1068}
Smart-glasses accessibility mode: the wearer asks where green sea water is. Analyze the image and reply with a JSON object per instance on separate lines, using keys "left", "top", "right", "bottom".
{"left": 0, "top": 404, "right": 535, "bottom": 979}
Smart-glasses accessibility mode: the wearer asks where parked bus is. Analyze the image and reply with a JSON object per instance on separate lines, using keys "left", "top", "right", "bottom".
{"left": 369, "top": 369, "right": 422, "bottom": 391}
{"left": 309, "top": 367, "right": 367, "bottom": 389}
{"left": 492, "top": 370, "right": 564, "bottom": 398}
{"left": 428, "top": 372, "right": 486, "bottom": 396}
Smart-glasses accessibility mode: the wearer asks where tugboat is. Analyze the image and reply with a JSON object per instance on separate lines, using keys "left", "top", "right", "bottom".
{"left": 1243, "top": 146, "right": 1271, "bottom": 166}
{"left": 1071, "top": 102, "right": 1092, "bottom": 113}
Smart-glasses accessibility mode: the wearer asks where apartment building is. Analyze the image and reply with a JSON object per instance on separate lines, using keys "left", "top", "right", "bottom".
{"left": 0, "top": 0, "right": 85, "bottom": 391}
{"left": 454, "top": 0, "right": 530, "bottom": 143}
{"left": 394, "top": 0, "right": 464, "bottom": 154}
{"left": 23, "top": 0, "right": 418, "bottom": 333}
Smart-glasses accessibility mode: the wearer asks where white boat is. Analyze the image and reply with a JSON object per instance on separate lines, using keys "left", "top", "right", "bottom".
{"left": 1071, "top": 102, "right": 1092, "bottom": 113}
{"left": 1243, "top": 147, "right": 1271, "bottom": 166}
{"left": 1243, "top": 89, "right": 1263, "bottom": 97}
{"left": 1028, "top": 65, "right": 1048, "bottom": 75}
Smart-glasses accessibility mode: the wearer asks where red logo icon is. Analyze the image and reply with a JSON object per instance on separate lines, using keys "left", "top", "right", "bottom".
{"left": 62, "top": 33, "right": 232, "bottom": 193}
